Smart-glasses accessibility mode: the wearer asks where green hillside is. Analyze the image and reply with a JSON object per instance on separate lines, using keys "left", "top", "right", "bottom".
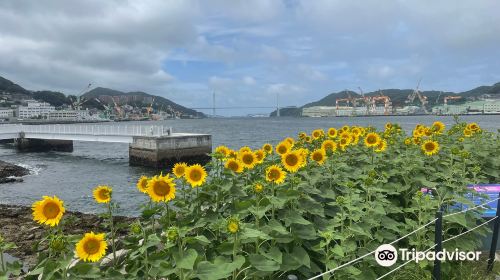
{"left": 83, "top": 87, "right": 205, "bottom": 117}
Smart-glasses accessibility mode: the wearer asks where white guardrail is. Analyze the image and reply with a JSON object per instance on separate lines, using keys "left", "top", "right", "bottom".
{"left": 0, "top": 124, "right": 173, "bottom": 137}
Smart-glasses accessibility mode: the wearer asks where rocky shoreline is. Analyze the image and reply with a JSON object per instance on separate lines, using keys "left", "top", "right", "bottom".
{"left": 0, "top": 160, "right": 29, "bottom": 184}
{"left": 0, "top": 204, "right": 135, "bottom": 268}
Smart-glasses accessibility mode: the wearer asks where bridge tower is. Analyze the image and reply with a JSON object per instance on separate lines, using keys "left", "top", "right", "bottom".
{"left": 276, "top": 93, "right": 280, "bottom": 117}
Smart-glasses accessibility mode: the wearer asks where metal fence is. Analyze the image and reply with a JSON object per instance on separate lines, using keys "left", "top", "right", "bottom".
{"left": 0, "top": 124, "right": 172, "bottom": 137}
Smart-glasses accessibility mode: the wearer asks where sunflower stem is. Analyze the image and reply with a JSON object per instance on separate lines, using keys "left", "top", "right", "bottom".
{"left": 0, "top": 249, "right": 5, "bottom": 272}
{"left": 107, "top": 203, "right": 117, "bottom": 267}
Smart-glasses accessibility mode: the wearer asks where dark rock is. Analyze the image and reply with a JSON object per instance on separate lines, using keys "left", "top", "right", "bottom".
{"left": 0, "top": 160, "right": 29, "bottom": 184}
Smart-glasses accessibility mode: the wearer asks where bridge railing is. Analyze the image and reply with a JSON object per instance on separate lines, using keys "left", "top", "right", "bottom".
{"left": 1, "top": 124, "right": 173, "bottom": 137}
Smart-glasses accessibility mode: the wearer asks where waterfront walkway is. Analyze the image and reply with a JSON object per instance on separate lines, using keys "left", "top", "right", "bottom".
{"left": 0, "top": 124, "right": 172, "bottom": 143}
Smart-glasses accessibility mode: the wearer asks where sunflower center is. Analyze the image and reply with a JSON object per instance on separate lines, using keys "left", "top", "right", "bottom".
{"left": 313, "top": 153, "right": 323, "bottom": 161}
{"left": 190, "top": 170, "right": 201, "bottom": 181}
{"left": 277, "top": 146, "right": 287, "bottom": 154}
{"left": 175, "top": 167, "right": 185, "bottom": 176}
{"left": 269, "top": 169, "right": 280, "bottom": 179}
{"left": 242, "top": 154, "right": 253, "bottom": 164}
{"left": 228, "top": 161, "right": 238, "bottom": 171}
{"left": 83, "top": 239, "right": 100, "bottom": 255}
{"left": 285, "top": 154, "right": 298, "bottom": 166}
{"left": 43, "top": 202, "right": 60, "bottom": 219}
{"left": 367, "top": 135, "right": 377, "bottom": 144}
{"left": 425, "top": 143, "right": 435, "bottom": 151}
{"left": 98, "top": 190, "right": 110, "bottom": 200}
{"left": 154, "top": 181, "right": 171, "bottom": 196}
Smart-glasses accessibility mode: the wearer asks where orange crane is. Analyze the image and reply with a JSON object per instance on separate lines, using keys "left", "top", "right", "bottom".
{"left": 444, "top": 96, "right": 462, "bottom": 105}
{"left": 370, "top": 90, "right": 392, "bottom": 115}
{"left": 146, "top": 98, "right": 155, "bottom": 116}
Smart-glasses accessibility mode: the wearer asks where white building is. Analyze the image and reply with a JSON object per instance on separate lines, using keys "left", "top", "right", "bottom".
{"left": 48, "top": 110, "right": 91, "bottom": 121}
{"left": 16, "top": 100, "right": 55, "bottom": 119}
{"left": 0, "top": 108, "right": 14, "bottom": 119}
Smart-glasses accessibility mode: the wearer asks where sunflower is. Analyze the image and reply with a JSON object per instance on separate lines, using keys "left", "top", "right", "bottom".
{"left": 254, "top": 183, "right": 264, "bottom": 193}
{"left": 404, "top": 138, "right": 412, "bottom": 145}
{"left": 463, "top": 128, "right": 472, "bottom": 137}
{"left": 305, "top": 136, "right": 312, "bottom": 143}
{"left": 276, "top": 141, "right": 290, "bottom": 155}
{"left": 364, "top": 132, "right": 381, "bottom": 147}
{"left": 185, "top": 164, "right": 207, "bottom": 187}
{"left": 255, "top": 149, "right": 265, "bottom": 163}
{"left": 339, "top": 138, "right": 350, "bottom": 150}
{"left": 172, "top": 162, "right": 188, "bottom": 178}
{"left": 265, "top": 165, "right": 286, "bottom": 184}
{"left": 351, "top": 127, "right": 362, "bottom": 137}
{"left": 431, "top": 121, "right": 445, "bottom": 134}
{"left": 341, "top": 125, "right": 350, "bottom": 132}
{"left": 385, "top": 123, "right": 393, "bottom": 130}
{"left": 227, "top": 218, "right": 240, "bottom": 234}
{"left": 239, "top": 151, "right": 257, "bottom": 169}
{"left": 310, "top": 149, "right": 327, "bottom": 165}
{"left": 75, "top": 232, "right": 107, "bottom": 262}
{"left": 215, "top": 145, "right": 230, "bottom": 157}
{"left": 421, "top": 140, "right": 439, "bottom": 156}
{"left": 424, "top": 128, "right": 433, "bottom": 137}
{"left": 146, "top": 174, "right": 176, "bottom": 202}
{"left": 32, "top": 196, "right": 65, "bottom": 227}
{"left": 281, "top": 150, "right": 304, "bottom": 173}
{"left": 228, "top": 150, "right": 238, "bottom": 159}
{"left": 284, "top": 137, "right": 295, "bottom": 146}
{"left": 136, "top": 176, "right": 149, "bottom": 193}
{"left": 328, "top": 128, "right": 338, "bottom": 138}
{"left": 298, "top": 132, "right": 307, "bottom": 139}
{"left": 312, "top": 129, "right": 324, "bottom": 139}
{"left": 93, "top": 185, "right": 112, "bottom": 204}
{"left": 239, "top": 146, "right": 252, "bottom": 153}
{"left": 375, "top": 140, "right": 387, "bottom": 153}
{"left": 262, "top": 143, "right": 273, "bottom": 154}
{"left": 322, "top": 140, "right": 337, "bottom": 152}
{"left": 225, "top": 158, "right": 243, "bottom": 173}
{"left": 412, "top": 137, "right": 421, "bottom": 145}
{"left": 467, "top": 122, "right": 480, "bottom": 132}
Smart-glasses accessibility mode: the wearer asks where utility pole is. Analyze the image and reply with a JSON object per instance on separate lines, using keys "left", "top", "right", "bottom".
{"left": 212, "top": 92, "right": 216, "bottom": 118}
{"left": 276, "top": 93, "right": 280, "bottom": 117}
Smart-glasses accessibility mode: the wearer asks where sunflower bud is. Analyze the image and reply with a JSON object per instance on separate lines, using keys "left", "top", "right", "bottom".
{"left": 49, "top": 236, "right": 67, "bottom": 253}
{"left": 130, "top": 222, "right": 142, "bottom": 235}
{"left": 336, "top": 196, "right": 345, "bottom": 205}
{"left": 451, "top": 147, "right": 460, "bottom": 155}
{"left": 227, "top": 218, "right": 240, "bottom": 234}
{"left": 166, "top": 227, "right": 179, "bottom": 242}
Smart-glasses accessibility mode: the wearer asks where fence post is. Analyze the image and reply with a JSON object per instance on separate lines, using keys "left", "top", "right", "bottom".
{"left": 433, "top": 210, "right": 443, "bottom": 280}
{"left": 487, "top": 192, "right": 500, "bottom": 272}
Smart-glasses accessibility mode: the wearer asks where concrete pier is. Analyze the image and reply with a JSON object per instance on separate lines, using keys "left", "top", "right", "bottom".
{"left": 129, "top": 133, "right": 212, "bottom": 168}
{"left": 14, "top": 138, "right": 74, "bottom": 152}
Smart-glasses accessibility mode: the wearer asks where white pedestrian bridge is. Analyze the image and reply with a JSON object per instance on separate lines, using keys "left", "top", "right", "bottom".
{"left": 0, "top": 124, "right": 172, "bottom": 143}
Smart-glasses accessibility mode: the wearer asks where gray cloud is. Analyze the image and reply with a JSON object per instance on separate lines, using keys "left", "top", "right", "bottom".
{"left": 0, "top": 0, "right": 499, "bottom": 113}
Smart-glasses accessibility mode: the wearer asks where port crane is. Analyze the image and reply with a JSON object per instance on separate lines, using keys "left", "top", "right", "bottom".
{"left": 405, "top": 79, "right": 428, "bottom": 113}
{"left": 370, "top": 90, "right": 392, "bottom": 115}
{"left": 353, "top": 87, "right": 370, "bottom": 115}
{"left": 443, "top": 96, "right": 462, "bottom": 105}
{"left": 146, "top": 98, "right": 155, "bottom": 115}
{"left": 71, "top": 83, "right": 92, "bottom": 110}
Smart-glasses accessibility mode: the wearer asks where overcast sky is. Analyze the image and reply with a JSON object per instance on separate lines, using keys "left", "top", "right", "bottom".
{"left": 1, "top": 0, "right": 499, "bottom": 115}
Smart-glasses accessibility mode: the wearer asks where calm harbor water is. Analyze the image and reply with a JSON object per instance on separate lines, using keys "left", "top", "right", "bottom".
{"left": 1, "top": 115, "right": 499, "bottom": 215}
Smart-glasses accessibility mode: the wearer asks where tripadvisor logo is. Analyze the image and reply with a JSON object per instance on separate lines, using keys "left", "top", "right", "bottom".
{"left": 374, "top": 244, "right": 482, "bottom": 267}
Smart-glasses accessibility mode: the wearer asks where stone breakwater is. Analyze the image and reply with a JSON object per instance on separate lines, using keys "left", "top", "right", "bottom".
{"left": 0, "top": 204, "right": 134, "bottom": 268}
{"left": 0, "top": 160, "right": 29, "bottom": 184}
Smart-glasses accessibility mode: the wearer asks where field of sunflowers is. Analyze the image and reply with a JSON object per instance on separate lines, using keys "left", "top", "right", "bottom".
{"left": 1, "top": 119, "right": 499, "bottom": 279}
